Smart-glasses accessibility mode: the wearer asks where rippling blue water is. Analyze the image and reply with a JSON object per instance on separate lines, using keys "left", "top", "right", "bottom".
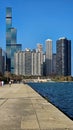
{"left": 28, "top": 82, "right": 73, "bottom": 120}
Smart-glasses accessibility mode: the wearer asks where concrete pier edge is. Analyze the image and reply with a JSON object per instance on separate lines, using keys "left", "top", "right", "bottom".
{"left": 0, "top": 83, "right": 73, "bottom": 130}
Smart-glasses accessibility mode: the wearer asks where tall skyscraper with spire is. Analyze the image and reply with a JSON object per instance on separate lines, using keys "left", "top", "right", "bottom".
{"left": 56, "top": 37, "right": 71, "bottom": 76}
{"left": 6, "top": 7, "right": 22, "bottom": 73}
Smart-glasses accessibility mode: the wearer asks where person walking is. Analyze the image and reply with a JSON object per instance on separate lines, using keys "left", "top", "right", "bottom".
{"left": 9, "top": 81, "right": 11, "bottom": 87}
{"left": 1, "top": 81, "right": 4, "bottom": 86}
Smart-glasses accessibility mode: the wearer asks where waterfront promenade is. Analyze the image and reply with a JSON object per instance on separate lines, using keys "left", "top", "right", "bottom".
{"left": 0, "top": 83, "right": 73, "bottom": 130}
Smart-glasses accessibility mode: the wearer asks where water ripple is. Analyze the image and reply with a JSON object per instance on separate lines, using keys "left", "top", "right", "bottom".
{"left": 28, "top": 82, "right": 73, "bottom": 120}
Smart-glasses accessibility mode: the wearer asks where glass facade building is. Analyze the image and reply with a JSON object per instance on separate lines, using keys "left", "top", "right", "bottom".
{"left": 6, "top": 7, "right": 12, "bottom": 45}
{"left": 6, "top": 44, "right": 22, "bottom": 73}
{"left": 52, "top": 53, "right": 56, "bottom": 75}
{"left": 56, "top": 37, "right": 71, "bottom": 76}
{"left": 6, "top": 7, "right": 22, "bottom": 73}
{"left": 0, "top": 48, "right": 6, "bottom": 74}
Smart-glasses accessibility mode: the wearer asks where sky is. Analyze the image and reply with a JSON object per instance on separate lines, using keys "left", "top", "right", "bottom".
{"left": 0, "top": 0, "right": 73, "bottom": 75}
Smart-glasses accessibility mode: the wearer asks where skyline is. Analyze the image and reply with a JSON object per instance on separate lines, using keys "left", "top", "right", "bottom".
{"left": 0, "top": 0, "right": 73, "bottom": 75}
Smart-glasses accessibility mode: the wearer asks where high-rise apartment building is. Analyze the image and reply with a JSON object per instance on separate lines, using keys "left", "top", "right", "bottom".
{"left": 43, "top": 53, "right": 46, "bottom": 76}
{"left": 56, "top": 37, "right": 71, "bottom": 76}
{"left": 15, "top": 49, "right": 32, "bottom": 76}
{"left": 36, "top": 44, "right": 43, "bottom": 75}
{"left": 52, "top": 53, "right": 56, "bottom": 75}
{"left": 6, "top": 7, "right": 22, "bottom": 73}
{"left": 25, "top": 49, "right": 32, "bottom": 76}
{"left": 14, "top": 48, "right": 43, "bottom": 76}
{"left": 14, "top": 52, "right": 19, "bottom": 75}
{"left": 31, "top": 49, "right": 37, "bottom": 75}
{"left": 35, "top": 51, "right": 43, "bottom": 76}
{"left": 37, "top": 43, "right": 43, "bottom": 52}
{"left": 45, "top": 39, "right": 52, "bottom": 76}
{"left": 14, "top": 51, "right": 25, "bottom": 75}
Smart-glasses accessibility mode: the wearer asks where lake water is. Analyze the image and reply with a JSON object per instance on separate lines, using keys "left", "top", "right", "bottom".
{"left": 28, "top": 82, "right": 73, "bottom": 120}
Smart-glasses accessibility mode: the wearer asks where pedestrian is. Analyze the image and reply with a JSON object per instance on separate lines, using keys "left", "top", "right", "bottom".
{"left": 9, "top": 81, "right": 11, "bottom": 87}
{"left": 1, "top": 81, "right": 4, "bottom": 86}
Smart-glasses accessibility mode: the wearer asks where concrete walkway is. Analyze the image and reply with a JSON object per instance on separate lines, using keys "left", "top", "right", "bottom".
{"left": 0, "top": 83, "right": 73, "bottom": 130}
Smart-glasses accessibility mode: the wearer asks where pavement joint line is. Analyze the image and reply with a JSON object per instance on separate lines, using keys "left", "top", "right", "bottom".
{"left": 0, "top": 98, "right": 8, "bottom": 107}
{"left": 30, "top": 98, "right": 41, "bottom": 130}
{"left": 0, "top": 83, "right": 73, "bottom": 129}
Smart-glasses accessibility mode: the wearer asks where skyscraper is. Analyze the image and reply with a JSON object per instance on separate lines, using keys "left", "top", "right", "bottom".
{"left": 14, "top": 48, "right": 43, "bottom": 76}
{"left": 45, "top": 39, "right": 52, "bottom": 76}
{"left": 31, "top": 49, "right": 37, "bottom": 76}
{"left": 36, "top": 44, "right": 43, "bottom": 75}
{"left": 6, "top": 7, "right": 22, "bottom": 73}
{"left": 25, "top": 49, "right": 32, "bottom": 76}
{"left": 15, "top": 49, "right": 32, "bottom": 76}
{"left": 56, "top": 37, "right": 71, "bottom": 76}
{"left": 0, "top": 48, "right": 6, "bottom": 74}
{"left": 37, "top": 43, "right": 43, "bottom": 52}
{"left": 52, "top": 53, "right": 56, "bottom": 75}
{"left": 14, "top": 51, "right": 25, "bottom": 75}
